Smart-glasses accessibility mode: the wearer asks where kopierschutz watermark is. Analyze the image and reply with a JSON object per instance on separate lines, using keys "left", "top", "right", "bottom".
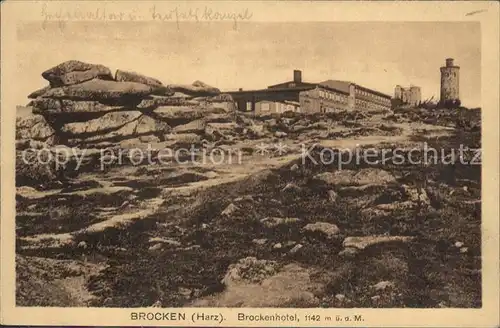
{"left": 300, "top": 142, "right": 481, "bottom": 169}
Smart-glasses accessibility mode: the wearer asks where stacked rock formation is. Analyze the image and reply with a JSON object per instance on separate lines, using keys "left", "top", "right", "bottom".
{"left": 19, "top": 60, "right": 235, "bottom": 148}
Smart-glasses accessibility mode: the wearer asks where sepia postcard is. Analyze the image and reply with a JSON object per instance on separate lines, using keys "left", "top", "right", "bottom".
{"left": 1, "top": 0, "right": 499, "bottom": 327}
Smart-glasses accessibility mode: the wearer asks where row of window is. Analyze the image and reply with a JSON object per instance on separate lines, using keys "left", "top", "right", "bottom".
{"left": 355, "top": 89, "right": 390, "bottom": 105}
{"left": 355, "top": 99, "right": 369, "bottom": 109}
{"left": 355, "top": 99, "right": 388, "bottom": 111}
{"left": 318, "top": 89, "right": 348, "bottom": 104}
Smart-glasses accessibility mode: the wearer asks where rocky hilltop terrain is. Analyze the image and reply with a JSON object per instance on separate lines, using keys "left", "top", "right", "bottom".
{"left": 15, "top": 60, "right": 482, "bottom": 308}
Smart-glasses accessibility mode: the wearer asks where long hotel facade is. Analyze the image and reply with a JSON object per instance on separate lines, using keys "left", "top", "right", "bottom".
{"left": 227, "top": 70, "right": 392, "bottom": 115}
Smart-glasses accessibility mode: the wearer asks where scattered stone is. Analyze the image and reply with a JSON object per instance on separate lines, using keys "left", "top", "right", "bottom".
{"left": 454, "top": 241, "right": 464, "bottom": 248}
{"left": 222, "top": 257, "right": 279, "bottom": 286}
{"left": 265, "top": 118, "right": 277, "bottom": 127}
{"left": 368, "top": 201, "right": 419, "bottom": 213}
{"left": 313, "top": 171, "right": 349, "bottom": 186}
{"left": 234, "top": 195, "right": 254, "bottom": 203}
{"left": 273, "top": 243, "right": 283, "bottom": 249}
{"left": 343, "top": 235, "right": 415, "bottom": 250}
{"left": 77, "top": 241, "right": 88, "bottom": 249}
{"left": 335, "top": 294, "right": 346, "bottom": 301}
{"left": 269, "top": 199, "right": 282, "bottom": 205}
{"left": 303, "top": 222, "right": 340, "bottom": 239}
{"left": 247, "top": 124, "right": 266, "bottom": 138}
{"left": 290, "top": 164, "right": 299, "bottom": 172}
{"left": 221, "top": 203, "right": 239, "bottom": 217}
{"left": 292, "top": 124, "right": 307, "bottom": 132}
{"left": 184, "top": 244, "right": 202, "bottom": 251}
{"left": 372, "top": 281, "right": 394, "bottom": 291}
{"left": 282, "top": 182, "right": 301, "bottom": 193}
{"left": 148, "top": 237, "right": 181, "bottom": 247}
{"left": 261, "top": 217, "right": 300, "bottom": 228}
{"left": 371, "top": 295, "right": 381, "bottom": 301}
{"left": 460, "top": 247, "right": 468, "bottom": 253}
{"left": 148, "top": 243, "right": 163, "bottom": 251}
{"left": 289, "top": 244, "right": 303, "bottom": 254}
{"left": 238, "top": 169, "right": 279, "bottom": 193}
{"left": 338, "top": 247, "right": 359, "bottom": 258}
{"left": 402, "top": 184, "right": 430, "bottom": 205}
{"left": 327, "top": 190, "right": 338, "bottom": 202}
{"left": 178, "top": 287, "right": 193, "bottom": 299}
{"left": 203, "top": 171, "right": 219, "bottom": 179}
{"left": 313, "top": 169, "right": 396, "bottom": 186}
{"left": 275, "top": 131, "right": 287, "bottom": 138}
{"left": 252, "top": 238, "right": 267, "bottom": 245}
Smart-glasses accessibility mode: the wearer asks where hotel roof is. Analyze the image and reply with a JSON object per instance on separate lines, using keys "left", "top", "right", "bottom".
{"left": 227, "top": 79, "right": 391, "bottom": 99}
{"left": 318, "top": 80, "right": 351, "bottom": 94}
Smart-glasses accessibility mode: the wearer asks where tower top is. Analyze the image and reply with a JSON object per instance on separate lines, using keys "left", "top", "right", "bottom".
{"left": 446, "top": 58, "right": 455, "bottom": 67}
{"left": 293, "top": 70, "right": 302, "bottom": 83}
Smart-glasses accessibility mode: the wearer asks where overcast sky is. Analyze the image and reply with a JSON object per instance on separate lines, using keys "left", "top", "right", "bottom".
{"left": 16, "top": 21, "right": 480, "bottom": 107}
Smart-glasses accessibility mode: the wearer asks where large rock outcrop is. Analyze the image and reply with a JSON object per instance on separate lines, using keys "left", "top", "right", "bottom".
{"left": 42, "top": 60, "right": 114, "bottom": 87}
{"left": 18, "top": 60, "right": 235, "bottom": 149}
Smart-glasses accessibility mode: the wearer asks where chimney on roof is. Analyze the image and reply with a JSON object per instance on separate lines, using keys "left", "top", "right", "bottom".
{"left": 293, "top": 70, "right": 302, "bottom": 83}
{"left": 446, "top": 58, "right": 454, "bottom": 67}
{"left": 239, "top": 88, "right": 243, "bottom": 91}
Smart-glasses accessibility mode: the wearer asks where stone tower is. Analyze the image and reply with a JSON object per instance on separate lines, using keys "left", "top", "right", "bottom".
{"left": 409, "top": 85, "right": 421, "bottom": 105}
{"left": 440, "top": 58, "right": 460, "bottom": 105}
{"left": 394, "top": 85, "right": 402, "bottom": 99}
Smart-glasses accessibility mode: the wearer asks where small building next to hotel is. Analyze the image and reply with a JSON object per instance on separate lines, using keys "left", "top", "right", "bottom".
{"left": 227, "top": 70, "right": 392, "bottom": 115}
{"left": 254, "top": 100, "right": 300, "bottom": 115}
{"left": 394, "top": 85, "right": 422, "bottom": 106}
